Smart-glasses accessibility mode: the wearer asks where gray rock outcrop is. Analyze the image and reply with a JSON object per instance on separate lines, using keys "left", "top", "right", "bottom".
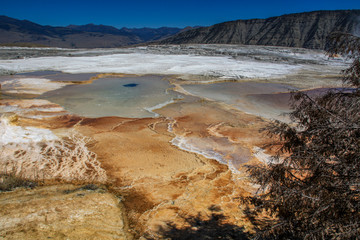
{"left": 159, "top": 10, "right": 360, "bottom": 49}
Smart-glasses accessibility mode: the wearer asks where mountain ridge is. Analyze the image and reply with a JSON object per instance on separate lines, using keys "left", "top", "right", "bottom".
{"left": 67, "top": 24, "right": 183, "bottom": 42}
{"left": 158, "top": 10, "right": 360, "bottom": 49}
{"left": 0, "top": 15, "right": 184, "bottom": 48}
{"left": 1, "top": 10, "right": 359, "bottom": 49}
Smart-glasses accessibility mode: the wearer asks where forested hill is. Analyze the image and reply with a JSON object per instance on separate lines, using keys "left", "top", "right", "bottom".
{"left": 159, "top": 10, "right": 360, "bottom": 49}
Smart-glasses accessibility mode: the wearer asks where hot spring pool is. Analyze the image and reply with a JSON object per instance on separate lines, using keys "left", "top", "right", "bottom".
{"left": 40, "top": 75, "right": 179, "bottom": 118}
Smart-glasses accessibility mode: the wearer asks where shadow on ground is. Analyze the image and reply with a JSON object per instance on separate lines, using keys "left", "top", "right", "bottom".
{"left": 147, "top": 206, "right": 251, "bottom": 240}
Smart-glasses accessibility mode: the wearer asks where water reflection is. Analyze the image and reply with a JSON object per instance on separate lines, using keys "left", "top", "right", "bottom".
{"left": 40, "top": 75, "right": 179, "bottom": 118}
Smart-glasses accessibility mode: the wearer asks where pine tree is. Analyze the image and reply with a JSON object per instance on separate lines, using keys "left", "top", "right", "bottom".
{"left": 244, "top": 33, "right": 360, "bottom": 240}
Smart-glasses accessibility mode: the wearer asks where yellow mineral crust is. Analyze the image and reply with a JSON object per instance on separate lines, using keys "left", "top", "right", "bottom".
{"left": 73, "top": 99, "right": 270, "bottom": 237}
{"left": 0, "top": 184, "right": 132, "bottom": 240}
{"left": 0, "top": 90, "right": 272, "bottom": 238}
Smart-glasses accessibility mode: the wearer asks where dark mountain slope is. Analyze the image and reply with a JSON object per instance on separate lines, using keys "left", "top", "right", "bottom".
{"left": 0, "top": 15, "right": 79, "bottom": 36}
{"left": 120, "top": 27, "right": 182, "bottom": 42}
{"left": 0, "top": 16, "right": 140, "bottom": 48}
{"left": 159, "top": 10, "right": 360, "bottom": 49}
{"left": 67, "top": 23, "right": 125, "bottom": 35}
{"left": 68, "top": 24, "right": 182, "bottom": 42}
{"left": 0, "top": 16, "right": 182, "bottom": 48}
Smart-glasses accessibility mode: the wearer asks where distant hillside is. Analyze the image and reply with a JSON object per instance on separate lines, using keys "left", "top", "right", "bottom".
{"left": 2, "top": 10, "right": 359, "bottom": 49}
{"left": 119, "top": 27, "right": 183, "bottom": 42}
{"left": 159, "top": 10, "right": 360, "bottom": 49}
{"left": 0, "top": 16, "right": 183, "bottom": 48}
{"left": 68, "top": 24, "right": 182, "bottom": 42}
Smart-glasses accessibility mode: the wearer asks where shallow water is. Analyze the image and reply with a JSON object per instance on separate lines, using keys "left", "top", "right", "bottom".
{"left": 40, "top": 75, "right": 179, "bottom": 118}
{"left": 171, "top": 135, "right": 251, "bottom": 173}
{"left": 182, "top": 81, "right": 298, "bottom": 120}
{"left": 16, "top": 70, "right": 63, "bottom": 76}
{"left": 17, "top": 71, "right": 98, "bottom": 82}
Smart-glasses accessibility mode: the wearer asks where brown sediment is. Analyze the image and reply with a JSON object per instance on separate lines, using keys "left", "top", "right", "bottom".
{"left": 57, "top": 73, "right": 137, "bottom": 86}
{"left": 0, "top": 99, "right": 64, "bottom": 109}
{"left": 67, "top": 95, "right": 272, "bottom": 237}
{"left": 0, "top": 56, "right": 345, "bottom": 237}
{"left": 90, "top": 73, "right": 138, "bottom": 81}
{"left": 158, "top": 96, "right": 272, "bottom": 148}
{"left": 0, "top": 99, "right": 69, "bottom": 124}
{"left": 1, "top": 78, "right": 275, "bottom": 238}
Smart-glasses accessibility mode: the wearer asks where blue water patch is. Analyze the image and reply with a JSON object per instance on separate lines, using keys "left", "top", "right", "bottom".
{"left": 40, "top": 75, "right": 178, "bottom": 118}
{"left": 123, "top": 83, "right": 138, "bottom": 87}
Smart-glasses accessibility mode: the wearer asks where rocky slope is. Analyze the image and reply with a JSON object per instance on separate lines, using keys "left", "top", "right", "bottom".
{"left": 159, "top": 10, "right": 360, "bottom": 49}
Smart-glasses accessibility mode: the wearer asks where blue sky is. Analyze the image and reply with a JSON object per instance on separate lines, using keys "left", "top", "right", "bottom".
{"left": 1, "top": 0, "right": 359, "bottom": 28}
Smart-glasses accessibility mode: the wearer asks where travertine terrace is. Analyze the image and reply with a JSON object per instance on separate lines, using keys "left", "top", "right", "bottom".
{"left": 0, "top": 44, "right": 347, "bottom": 238}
